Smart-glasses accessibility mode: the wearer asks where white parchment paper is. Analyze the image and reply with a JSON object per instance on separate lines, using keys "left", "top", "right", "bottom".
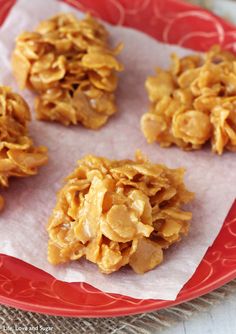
{"left": 0, "top": 0, "right": 235, "bottom": 300}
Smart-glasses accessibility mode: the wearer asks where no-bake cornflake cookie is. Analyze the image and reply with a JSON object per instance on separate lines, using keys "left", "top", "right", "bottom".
{"left": 141, "top": 46, "right": 236, "bottom": 154}
{"left": 47, "top": 152, "right": 193, "bottom": 274}
{"left": 12, "top": 13, "right": 123, "bottom": 129}
{"left": 0, "top": 86, "right": 48, "bottom": 209}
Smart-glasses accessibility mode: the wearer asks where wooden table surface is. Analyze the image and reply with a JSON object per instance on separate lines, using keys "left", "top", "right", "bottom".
{"left": 160, "top": 290, "right": 236, "bottom": 334}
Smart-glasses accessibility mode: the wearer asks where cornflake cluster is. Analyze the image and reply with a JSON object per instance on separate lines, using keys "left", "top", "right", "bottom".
{"left": 12, "top": 13, "right": 123, "bottom": 129}
{"left": 47, "top": 152, "right": 193, "bottom": 274}
{"left": 141, "top": 46, "right": 236, "bottom": 154}
{"left": 0, "top": 86, "right": 48, "bottom": 209}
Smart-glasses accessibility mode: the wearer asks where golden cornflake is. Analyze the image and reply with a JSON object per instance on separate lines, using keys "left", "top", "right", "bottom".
{"left": 0, "top": 195, "right": 4, "bottom": 212}
{"left": 12, "top": 13, "right": 123, "bottom": 128}
{"left": 47, "top": 152, "right": 193, "bottom": 274}
{"left": 141, "top": 46, "right": 236, "bottom": 154}
{"left": 0, "top": 86, "right": 48, "bottom": 208}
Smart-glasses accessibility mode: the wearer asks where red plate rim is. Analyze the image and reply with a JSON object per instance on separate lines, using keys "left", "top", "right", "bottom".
{"left": 0, "top": 0, "right": 236, "bottom": 318}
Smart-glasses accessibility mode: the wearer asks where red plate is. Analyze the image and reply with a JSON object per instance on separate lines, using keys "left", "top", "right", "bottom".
{"left": 1, "top": 0, "right": 236, "bottom": 317}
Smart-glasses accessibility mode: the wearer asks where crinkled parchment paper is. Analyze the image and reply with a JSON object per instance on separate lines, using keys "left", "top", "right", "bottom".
{"left": 0, "top": 0, "right": 235, "bottom": 300}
